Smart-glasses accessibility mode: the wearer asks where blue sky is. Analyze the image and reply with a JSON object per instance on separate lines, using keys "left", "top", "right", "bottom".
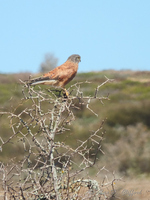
{"left": 0, "top": 0, "right": 150, "bottom": 74}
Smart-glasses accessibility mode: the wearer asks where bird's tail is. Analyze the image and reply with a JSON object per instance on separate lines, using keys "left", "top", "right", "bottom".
{"left": 26, "top": 76, "right": 58, "bottom": 86}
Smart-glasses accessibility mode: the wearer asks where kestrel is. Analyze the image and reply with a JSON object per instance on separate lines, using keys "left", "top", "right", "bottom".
{"left": 27, "top": 54, "right": 81, "bottom": 96}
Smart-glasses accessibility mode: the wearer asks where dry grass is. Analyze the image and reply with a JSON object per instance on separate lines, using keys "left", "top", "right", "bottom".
{"left": 115, "top": 178, "right": 150, "bottom": 200}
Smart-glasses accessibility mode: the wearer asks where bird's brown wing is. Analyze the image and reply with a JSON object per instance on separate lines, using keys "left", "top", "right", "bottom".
{"left": 42, "top": 60, "right": 78, "bottom": 87}
{"left": 28, "top": 60, "right": 78, "bottom": 87}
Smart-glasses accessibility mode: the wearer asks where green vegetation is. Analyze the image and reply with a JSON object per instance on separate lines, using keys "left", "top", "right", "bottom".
{"left": 1, "top": 70, "right": 150, "bottom": 177}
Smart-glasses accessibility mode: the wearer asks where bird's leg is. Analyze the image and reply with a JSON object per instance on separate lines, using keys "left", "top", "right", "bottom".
{"left": 62, "top": 88, "right": 69, "bottom": 98}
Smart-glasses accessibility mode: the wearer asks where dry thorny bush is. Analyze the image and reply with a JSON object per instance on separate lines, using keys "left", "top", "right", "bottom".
{"left": 0, "top": 77, "right": 121, "bottom": 200}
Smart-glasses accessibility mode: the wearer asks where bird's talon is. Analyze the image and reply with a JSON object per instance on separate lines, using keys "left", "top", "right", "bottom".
{"left": 62, "top": 89, "right": 69, "bottom": 98}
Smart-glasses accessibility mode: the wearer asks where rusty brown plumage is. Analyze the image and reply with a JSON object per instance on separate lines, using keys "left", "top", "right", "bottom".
{"left": 28, "top": 54, "right": 81, "bottom": 89}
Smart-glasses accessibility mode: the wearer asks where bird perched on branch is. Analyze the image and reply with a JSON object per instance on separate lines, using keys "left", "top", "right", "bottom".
{"left": 27, "top": 54, "right": 81, "bottom": 97}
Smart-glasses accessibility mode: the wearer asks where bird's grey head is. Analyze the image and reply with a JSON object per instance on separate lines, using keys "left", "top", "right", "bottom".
{"left": 67, "top": 54, "right": 81, "bottom": 63}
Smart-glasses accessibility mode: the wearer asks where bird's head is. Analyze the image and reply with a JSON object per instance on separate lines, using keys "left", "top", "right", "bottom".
{"left": 67, "top": 54, "right": 81, "bottom": 64}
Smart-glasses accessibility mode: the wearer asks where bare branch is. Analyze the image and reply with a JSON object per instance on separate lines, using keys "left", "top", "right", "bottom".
{"left": 0, "top": 76, "right": 117, "bottom": 199}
